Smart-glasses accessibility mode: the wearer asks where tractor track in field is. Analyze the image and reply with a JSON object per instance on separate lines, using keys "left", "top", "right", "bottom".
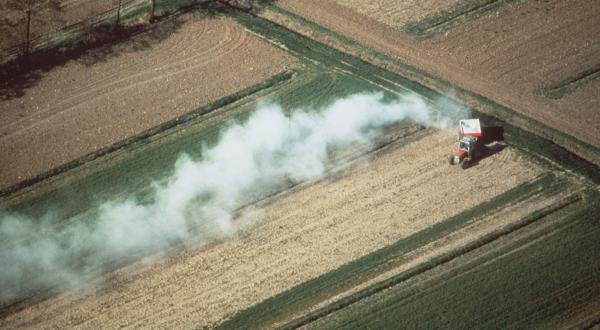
{"left": 1, "top": 20, "right": 247, "bottom": 137}
{"left": 402, "top": 0, "right": 519, "bottom": 39}
{"left": 0, "top": 123, "right": 428, "bottom": 314}
{"left": 275, "top": 0, "right": 600, "bottom": 156}
{"left": 0, "top": 12, "right": 295, "bottom": 192}
{"left": 280, "top": 190, "right": 587, "bottom": 330}
{"left": 1, "top": 2, "right": 598, "bottom": 328}
{"left": 539, "top": 64, "right": 600, "bottom": 99}
{"left": 0, "top": 19, "right": 238, "bottom": 136}
{"left": 288, "top": 186, "right": 579, "bottom": 325}
{"left": 0, "top": 129, "right": 541, "bottom": 329}
{"left": 328, "top": 0, "right": 462, "bottom": 29}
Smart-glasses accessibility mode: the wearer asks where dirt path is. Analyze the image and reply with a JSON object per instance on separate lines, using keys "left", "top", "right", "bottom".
{"left": 277, "top": 0, "right": 600, "bottom": 151}
{"left": 0, "top": 130, "right": 540, "bottom": 329}
{"left": 0, "top": 12, "right": 295, "bottom": 191}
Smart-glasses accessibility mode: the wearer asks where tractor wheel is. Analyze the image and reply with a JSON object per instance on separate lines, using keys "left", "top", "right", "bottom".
{"left": 449, "top": 154, "right": 460, "bottom": 165}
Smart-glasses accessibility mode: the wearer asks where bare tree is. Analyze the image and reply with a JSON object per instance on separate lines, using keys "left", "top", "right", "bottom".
{"left": 25, "top": 1, "right": 37, "bottom": 57}
{"left": 3, "top": 0, "right": 62, "bottom": 59}
{"left": 150, "top": 0, "right": 156, "bottom": 22}
{"left": 115, "top": 0, "right": 123, "bottom": 26}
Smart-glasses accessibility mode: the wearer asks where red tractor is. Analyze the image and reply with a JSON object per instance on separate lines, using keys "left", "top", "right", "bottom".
{"left": 449, "top": 119, "right": 482, "bottom": 169}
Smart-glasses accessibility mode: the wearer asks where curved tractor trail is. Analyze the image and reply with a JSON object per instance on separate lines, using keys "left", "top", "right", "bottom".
{"left": 0, "top": 13, "right": 295, "bottom": 191}
{"left": 0, "top": 130, "right": 541, "bottom": 329}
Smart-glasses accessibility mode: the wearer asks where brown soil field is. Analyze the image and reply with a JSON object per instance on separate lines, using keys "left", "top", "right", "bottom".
{"left": 302, "top": 183, "right": 577, "bottom": 322}
{"left": 1, "top": 2, "right": 596, "bottom": 328}
{"left": 0, "top": 12, "right": 295, "bottom": 191}
{"left": 277, "top": 0, "right": 600, "bottom": 151}
{"left": 0, "top": 130, "right": 541, "bottom": 329}
{"left": 306, "top": 184, "right": 593, "bottom": 330}
{"left": 330, "top": 0, "right": 460, "bottom": 28}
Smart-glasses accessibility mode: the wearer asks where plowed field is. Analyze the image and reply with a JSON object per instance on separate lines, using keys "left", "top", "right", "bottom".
{"left": 277, "top": 0, "right": 600, "bottom": 152}
{"left": 0, "top": 2, "right": 598, "bottom": 329}
{"left": 0, "top": 130, "right": 542, "bottom": 329}
{"left": 0, "top": 12, "right": 294, "bottom": 191}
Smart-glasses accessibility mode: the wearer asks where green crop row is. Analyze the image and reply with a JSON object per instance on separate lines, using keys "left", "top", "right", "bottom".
{"left": 312, "top": 190, "right": 599, "bottom": 329}
{"left": 248, "top": 4, "right": 600, "bottom": 176}
{"left": 403, "top": 0, "right": 519, "bottom": 39}
{"left": 1, "top": 70, "right": 295, "bottom": 216}
{"left": 216, "top": 173, "right": 566, "bottom": 329}
{"left": 538, "top": 66, "right": 600, "bottom": 99}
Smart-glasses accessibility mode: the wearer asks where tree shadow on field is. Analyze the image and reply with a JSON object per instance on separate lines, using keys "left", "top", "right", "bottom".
{"left": 0, "top": 2, "right": 227, "bottom": 102}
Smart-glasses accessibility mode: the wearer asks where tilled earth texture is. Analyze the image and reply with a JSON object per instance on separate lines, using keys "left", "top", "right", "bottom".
{"left": 275, "top": 0, "right": 600, "bottom": 161}
{"left": 0, "top": 1, "right": 599, "bottom": 329}
{"left": 0, "top": 12, "right": 294, "bottom": 191}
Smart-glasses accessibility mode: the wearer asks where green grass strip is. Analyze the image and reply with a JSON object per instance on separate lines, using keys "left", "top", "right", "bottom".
{"left": 403, "top": 0, "right": 520, "bottom": 39}
{"left": 538, "top": 65, "right": 600, "bottom": 99}
{"left": 215, "top": 173, "right": 561, "bottom": 329}
{"left": 284, "top": 191, "right": 583, "bottom": 329}
{"left": 320, "top": 191, "right": 599, "bottom": 329}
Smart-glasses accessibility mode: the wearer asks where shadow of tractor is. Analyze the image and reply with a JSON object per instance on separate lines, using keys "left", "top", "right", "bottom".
{"left": 462, "top": 126, "right": 506, "bottom": 169}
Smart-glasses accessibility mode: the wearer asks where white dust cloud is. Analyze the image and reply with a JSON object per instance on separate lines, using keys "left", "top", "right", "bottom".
{"left": 0, "top": 92, "right": 469, "bottom": 305}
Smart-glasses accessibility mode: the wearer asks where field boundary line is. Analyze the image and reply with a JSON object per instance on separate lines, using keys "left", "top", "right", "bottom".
{"left": 315, "top": 189, "right": 600, "bottom": 328}
{"left": 242, "top": 4, "right": 600, "bottom": 178}
{"left": 215, "top": 173, "right": 563, "bottom": 329}
{"left": 277, "top": 192, "right": 584, "bottom": 329}
{"left": 538, "top": 65, "right": 600, "bottom": 99}
{"left": 402, "top": 0, "right": 520, "bottom": 39}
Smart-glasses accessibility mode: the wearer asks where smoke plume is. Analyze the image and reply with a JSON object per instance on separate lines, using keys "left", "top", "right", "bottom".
{"left": 0, "top": 92, "right": 468, "bottom": 304}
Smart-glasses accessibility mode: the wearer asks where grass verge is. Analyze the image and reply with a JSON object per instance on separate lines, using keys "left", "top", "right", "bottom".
{"left": 250, "top": 4, "right": 600, "bottom": 174}
{"left": 538, "top": 65, "right": 600, "bottom": 99}
{"left": 403, "top": 0, "right": 519, "bottom": 39}
{"left": 312, "top": 190, "right": 600, "bottom": 329}
{"left": 215, "top": 173, "right": 564, "bottom": 329}
{"left": 0, "top": 70, "right": 294, "bottom": 203}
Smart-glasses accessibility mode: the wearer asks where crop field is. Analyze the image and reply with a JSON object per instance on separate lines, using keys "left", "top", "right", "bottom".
{"left": 0, "top": 1, "right": 599, "bottom": 329}
{"left": 276, "top": 0, "right": 600, "bottom": 156}
{"left": 0, "top": 10, "right": 295, "bottom": 193}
